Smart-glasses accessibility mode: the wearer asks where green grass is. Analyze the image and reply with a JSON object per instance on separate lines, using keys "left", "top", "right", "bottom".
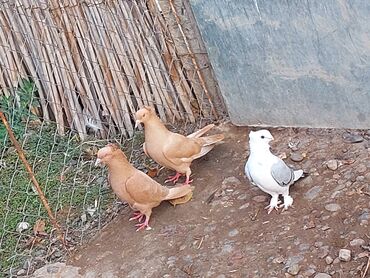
{"left": 0, "top": 123, "right": 147, "bottom": 276}
{"left": 0, "top": 122, "right": 120, "bottom": 275}
{"left": 0, "top": 80, "right": 146, "bottom": 276}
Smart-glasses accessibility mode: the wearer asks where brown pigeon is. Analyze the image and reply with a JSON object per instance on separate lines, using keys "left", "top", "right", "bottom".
{"left": 95, "top": 143, "right": 192, "bottom": 231}
{"left": 135, "top": 106, "right": 224, "bottom": 185}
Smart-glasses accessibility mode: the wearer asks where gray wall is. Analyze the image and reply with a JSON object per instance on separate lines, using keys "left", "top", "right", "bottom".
{"left": 190, "top": 0, "right": 370, "bottom": 128}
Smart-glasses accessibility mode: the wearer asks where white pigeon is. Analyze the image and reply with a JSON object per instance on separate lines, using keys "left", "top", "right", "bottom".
{"left": 245, "top": 130, "right": 304, "bottom": 214}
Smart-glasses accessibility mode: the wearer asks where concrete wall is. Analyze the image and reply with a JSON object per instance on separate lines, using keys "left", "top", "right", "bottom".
{"left": 190, "top": 0, "right": 370, "bottom": 128}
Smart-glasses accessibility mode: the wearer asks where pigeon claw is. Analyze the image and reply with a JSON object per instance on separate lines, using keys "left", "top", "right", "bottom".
{"left": 264, "top": 200, "right": 282, "bottom": 214}
{"left": 279, "top": 195, "right": 294, "bottom": 212}
{"left": 135, "top": 221, "right": 151, "bottom": 232}
{"left": 165, "top": 172, "right": 182, "bottom": 184}
{"left": 182, "top": 178, "right": 193, "bottom": 186}
{"left": 129, "top": 212, "right": 145, "bottom": 222}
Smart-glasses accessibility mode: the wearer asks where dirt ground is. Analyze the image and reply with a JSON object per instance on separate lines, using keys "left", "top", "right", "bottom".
{"left": 66, "top": 123, "right": 370, "bottom": 278}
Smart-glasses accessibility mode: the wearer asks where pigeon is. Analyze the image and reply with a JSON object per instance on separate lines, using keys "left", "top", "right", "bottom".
{"left": 135, "top": 106, "right": 224, "bottom": 185}
{"left": 245, "top": 130, "right": 304, "bottom": 214}
{"left": 95, "top": 143, "right": 193, "bottom": 231}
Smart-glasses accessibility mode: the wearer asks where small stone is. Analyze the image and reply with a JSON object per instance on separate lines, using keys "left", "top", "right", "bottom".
{"left": 285, "top": 255, "right": 304, "bottom": 268}
{"left": 325, "top": 203, "right": 341, "bottom": 212}
{"left": 81, "top": 213, "right": 87, "bottom": 223}
{"left": 350, "top": 238, "right": 365, "bottom": 246}
{"left": 303, "top": 221, "right": 316, "bottom": 230}
{"left": 299, "top": 243, "right": 310, "bottom": 251}
{"left": 96, "top": 176, "right": 105, "bottom": 185}
{"left": 314, "top": 241, "right": 323, "bottom": 248}
{"left": 358, "top": 252, "right": 369, "bottom": 258}
{"left": 343, "top": 132, "right": 364, "bottom": 143}
{"left": 273, "top": 255, "right": 285, "bottom": 264}
{"left": 318, "top": 246, "right": 330, "bottom": 258}
{"left": 290, "top": 152, "right": 304, "bottom": 162}
{"left": 252, "top": 195, "right": 267, "bottom": 203}
{"left": 359, "top": 210, "right": 370, "bottom": 221}
{"left": 287, "top": 264, "right": 300, "bottom": 275}
{"left": 338, "top": 249, "right": 351, "bottom": 262}
{"left": 332, "top": 174, "right": 341, "bottom": 179}
{"left": 17, "top": 269, "right": 26, "bottom": 276}
{"left": 239, "top": 203, "right": 250, "bottom": 210}
{"left": 325, "top": 256, "right": 333, "bottom": 265}
{"left": 304, "top": 186, "right": 322, "bottom": 200}
{"left": 314, "top": 274, "right": 331, "bottom": 278}
{"left": 222, "top": 176, "right": 241, "bottom": 187}
{"left": 228, "top": 229, "right": 239, "bottom": 237}
{"left": 302, "top": 268, "right": 316, "bottom": 276}
{"left": 221, "top": 244, "right": 233, "bottom": 254}
{"left": 237, "top": 193, "right": 247, "bottom": 200}
{"left": 326, "top": 160, "right": 338, "bottom": 171}
{"left": 357, "top": 164, "right": 367, "bottom": 173}
{"left": 321, "top": 225, "right": 330, "bottom": 231}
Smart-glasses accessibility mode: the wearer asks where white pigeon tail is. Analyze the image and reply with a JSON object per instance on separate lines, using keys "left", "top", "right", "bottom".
{"left": 245, "top": 130, "right": 304, "bottom": 214}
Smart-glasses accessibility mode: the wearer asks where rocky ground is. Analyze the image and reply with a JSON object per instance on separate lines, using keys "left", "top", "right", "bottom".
{"left": 32, "top": 123, "right": 370, "bottom": 277}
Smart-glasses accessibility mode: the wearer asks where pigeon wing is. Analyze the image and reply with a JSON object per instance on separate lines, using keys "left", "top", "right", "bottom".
{"left": 270, "top": 159, "right": 294, "bottom": 187}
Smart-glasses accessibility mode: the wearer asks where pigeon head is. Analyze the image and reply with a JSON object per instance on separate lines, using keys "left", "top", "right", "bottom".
{"left": 249, "top": 130, "right": 274, "bottom": 144}
{"left": 95, "top": 143, "right": 127, "bottom": 166}
{"left": 135, "top": 106, "right": 155, "bottom": 127}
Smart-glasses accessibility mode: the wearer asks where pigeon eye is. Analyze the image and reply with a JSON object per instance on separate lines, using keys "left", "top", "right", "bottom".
{"left": 261, "top": 135, "right": 265, "bottom": 139}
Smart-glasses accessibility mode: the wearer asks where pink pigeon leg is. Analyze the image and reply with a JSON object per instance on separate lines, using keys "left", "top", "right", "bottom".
{"left": 129, "top": 211, "right": 144, "bottom": 222}
{"left": 164, "top": 172, "right": 183, "bottom": 184}
{"left": 182, "top": 176, "right": 193, "bottom": 186}
{"left": 182, "top": 168, "right": 193, "bottom": 186}
{"left": 135, "top": 216, "right": 152, "bottom": 231}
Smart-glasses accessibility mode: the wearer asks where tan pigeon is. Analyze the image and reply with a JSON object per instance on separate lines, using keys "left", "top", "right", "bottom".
{"left": 135, "top": 106, "right": 224, "bottom": 185}
{"left": 95, "top": 143, "right": 192, "bottom": 231}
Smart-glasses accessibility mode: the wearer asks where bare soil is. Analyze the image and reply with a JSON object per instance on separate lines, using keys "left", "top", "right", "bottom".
{"left": 68, "top": 123, "right": 370, "bottom": 278}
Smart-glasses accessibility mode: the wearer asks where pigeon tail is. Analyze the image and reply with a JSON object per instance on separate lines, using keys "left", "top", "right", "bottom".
{"left": 187, "top": 124, "right": 215, "bottom": 138}
{"left": 293, "top": 169, "right": 304, "bottom": 181}
{"left": 164, "top": 185, "right": 192, "bottom": 200}
{"left": 199, "top": 134, "right": 225, "bottom": 147}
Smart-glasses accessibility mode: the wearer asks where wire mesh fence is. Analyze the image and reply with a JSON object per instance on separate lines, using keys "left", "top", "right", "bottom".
{"left": 0, "top": 0, "right": 225, "bottom": 276}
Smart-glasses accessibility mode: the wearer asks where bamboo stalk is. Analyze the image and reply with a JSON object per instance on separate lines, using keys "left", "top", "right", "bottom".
{"left": 82, "top": 3, "right": 132, "bottom": 136}
{"left": 1, "top": 4, "right": 51, "bottom": 121}
{"left": 145, "top": 0, "right": 196, "bottom": 121}
{"left": 132, "top": 1, "right": 180, "bottom": 120}
{"left": 73, "top": 4, "right": 124, "bottom": 136}
{"left": 117, "top": 1, "right": 168, "bottom": 120}
{"left": 90, "top": 4, "right": 138, "bottom": 132}
{"left": 44, "top": 2, "right": 87, "bottom": 139}
{"left": 60, "top": 7, "right": 107, "bottom": 137}
{"left": 108, "top": 1, "right": 155, "bottom": 109}
{"left": 168, "top": 0, "right": 218, "bottom": 119}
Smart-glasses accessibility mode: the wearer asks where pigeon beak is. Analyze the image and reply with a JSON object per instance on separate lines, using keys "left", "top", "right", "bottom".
{"left": 134, "top": 120, "right": 141, "bottom": 129}
{"left": 95, "top": 158, "right": 102, "bottom": 167}
{"left": 271, "top": 136, "right": 274, "bottom": 140}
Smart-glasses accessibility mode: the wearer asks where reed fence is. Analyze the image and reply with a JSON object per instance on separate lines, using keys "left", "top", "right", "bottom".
{"left": 0, "top": 0, "right": 225, "bottom": 276}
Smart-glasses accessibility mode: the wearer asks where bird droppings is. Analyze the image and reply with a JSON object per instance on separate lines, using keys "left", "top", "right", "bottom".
{"left": 57, "top": 124, "right": 370, "bottom": 277}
